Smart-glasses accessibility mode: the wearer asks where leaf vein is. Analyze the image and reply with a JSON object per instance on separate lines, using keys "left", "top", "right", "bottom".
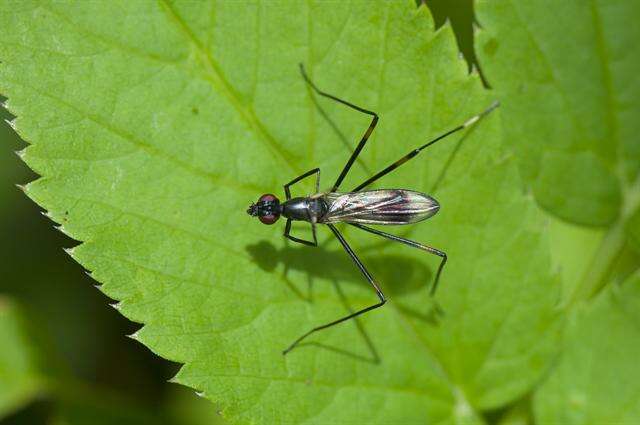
{"left": 157, "top": 0, "right": 302, "bottom": 175}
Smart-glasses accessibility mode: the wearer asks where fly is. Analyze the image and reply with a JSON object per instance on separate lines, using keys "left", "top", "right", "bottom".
{"left": 247, "top": 64, "right": 499, "bottom": 354}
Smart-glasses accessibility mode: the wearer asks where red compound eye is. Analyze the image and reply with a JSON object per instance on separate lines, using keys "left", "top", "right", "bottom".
{"left": 258, "top": 193, "right": 279, "bottom": 203}
{"left": 259, "top": 214, "right": 279, "bottom": 225}
{"left": 256, "top": 193, "right": 280, "bottom": 225}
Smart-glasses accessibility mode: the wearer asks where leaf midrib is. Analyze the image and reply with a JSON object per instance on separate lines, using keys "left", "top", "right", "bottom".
{"left": 157, "top": 0, "right": 303, "bottom": 175}
{"left": 40, "top": 1, "right": 300, "bottom": 183}
{"left": 570, "top": 174, "right": 640, "bottom": 304}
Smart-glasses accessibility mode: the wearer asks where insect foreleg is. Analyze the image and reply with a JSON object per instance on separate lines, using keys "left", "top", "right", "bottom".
{"left": 283, "top": 223, "right": 386, "bottom": 355}
{"left": 299, "top": 64, "right": 379, "bottom": 193}
{"left": 283, "top": 218, "right": 317, "bottom": 247}
{"left": 349, "top": 223, "right": 447, "bottom": 296}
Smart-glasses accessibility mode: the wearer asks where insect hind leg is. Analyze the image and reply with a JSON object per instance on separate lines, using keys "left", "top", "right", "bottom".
{"left": 348, "top": 223, "right": 447, "bottom": 296}
{"left": 283, "top": 224, "right": 386, "bottom": 355}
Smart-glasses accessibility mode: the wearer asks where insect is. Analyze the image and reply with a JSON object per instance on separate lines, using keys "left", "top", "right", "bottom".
{"left": 247, "top": 64, "right": 499, "bottom": 354}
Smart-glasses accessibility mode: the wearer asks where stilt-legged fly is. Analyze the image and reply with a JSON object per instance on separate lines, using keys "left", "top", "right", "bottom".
{"left": 247, "top": 64, "right": 499, "bottom": 354}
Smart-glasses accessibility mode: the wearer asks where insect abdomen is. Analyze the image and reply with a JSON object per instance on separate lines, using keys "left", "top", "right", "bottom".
{"left": 321, "top": 189, "right": 439, "bottom": 225}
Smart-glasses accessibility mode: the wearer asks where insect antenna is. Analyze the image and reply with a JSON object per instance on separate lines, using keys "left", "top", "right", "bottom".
{"left": 352, "top": 101, "right": 500, "bottom": 192}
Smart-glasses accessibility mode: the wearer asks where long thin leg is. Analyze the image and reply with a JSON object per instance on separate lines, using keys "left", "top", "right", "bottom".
{"left": 284, "top": 218, "right": 317, "bottom": 247}
{"left": 352, "top": 101, "right": 500, "bottom": 192}
{"left": 283, "top": 168, "right": 319, "bottom": 246}
{"left": 349, "top": 223, "right": 447, "bottom": 295}
{"left": 299, "top": 64, "right": 379, "bottom": 193}
{"left": 284, "top": 167, "right": 320, "bottom": 200}
{"left": 283, "top": 223, "right": 386, "bottom": 355}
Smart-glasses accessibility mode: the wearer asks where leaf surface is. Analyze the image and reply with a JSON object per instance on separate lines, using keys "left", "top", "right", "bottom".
{"left": 475, "top": 1, "right": 640, "bottom": 421}
{"left": 475, "top": 0, "right": 640, "bottom": 228}
{"left": 533, "top": 273, "right": 640, "bottom": 423}
{"left": 0, "top": 1, "right": 559, "bottom": 423}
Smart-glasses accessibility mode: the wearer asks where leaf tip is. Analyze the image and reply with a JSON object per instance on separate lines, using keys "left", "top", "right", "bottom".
{"left": 62, "top": 246, "right": 77, "bottom": 259}
{"left": 40, "top": 210, "right": 54, "bottom": 221}
{"left": 88, "top": 275, "right": 106, "bottom": 292}
{"left": 14, "top": 148, "right": 26, "bottom": 160}
{"left": 3, "top": 117, "right": 16, "bottom": 131}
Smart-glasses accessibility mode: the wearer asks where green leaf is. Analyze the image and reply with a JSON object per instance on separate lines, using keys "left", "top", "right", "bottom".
{"left": 475, "top": 0, "right": 640, "bottom": 228}
{"left": 474, "top": 0, "right": 640, "bottom": 330}
{"left": 475, "top": 2, "right": 640, "bottom": 421}
{"left": 0, "top": 1, "right": 560, "bottom": 422}
{"left": 0, "top": 297, "right": 49, "bottom": 419}
{"left": 627, "top": 208, "right": 640, "bottom": 254}
{"left": 533, "top": 273, "right": 640, "bottom": 423}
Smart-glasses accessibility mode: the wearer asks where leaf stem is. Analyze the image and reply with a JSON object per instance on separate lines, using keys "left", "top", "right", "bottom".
{"left": 569, "top": 175, "right": 640, "bottom": 305}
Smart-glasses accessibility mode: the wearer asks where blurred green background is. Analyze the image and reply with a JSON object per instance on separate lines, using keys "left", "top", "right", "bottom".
{"left": 0, "top": 1, "right": 472, "bottom": 424}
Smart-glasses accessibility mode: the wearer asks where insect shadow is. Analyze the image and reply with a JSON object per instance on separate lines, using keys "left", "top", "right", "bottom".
{"left": 246, "top": 239, "right": 443, "bottom": 363}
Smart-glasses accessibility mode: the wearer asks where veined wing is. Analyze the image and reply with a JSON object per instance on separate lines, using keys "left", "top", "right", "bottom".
{"left": 319, "top": 189, "right": 439, "bottom": 225}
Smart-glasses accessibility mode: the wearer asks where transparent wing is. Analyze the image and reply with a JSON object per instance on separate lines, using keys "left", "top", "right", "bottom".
{"left": 320, "top": 189, "right": 439, "bottom": 225}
